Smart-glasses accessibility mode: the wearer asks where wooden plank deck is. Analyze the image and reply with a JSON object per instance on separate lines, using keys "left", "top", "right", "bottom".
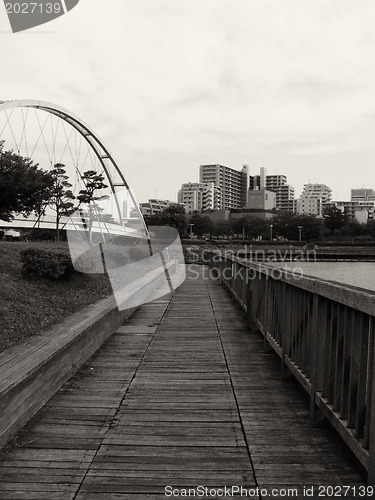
{"left": 0, "top": 265, "right": 366, "bottom": 499}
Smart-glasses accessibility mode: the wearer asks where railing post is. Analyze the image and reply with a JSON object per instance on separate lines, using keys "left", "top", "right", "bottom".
{"left": 246, "top": 268, "right": 259, "bottom": 332}
{"left": 240, "top": 265, "right": 248, "bottom": 317}
{"left": 246, "top": 287, "right": 254, "bottom": 330}
{"left": 263, "top": 274, "right": 273, "bottom": 353}
{"left": 281, "top": 281, "right": 291, "bottom": 380}
{"left": 367, "top": 317, "right": 375, "bottom": 486}
{"left": 310, "top": 294, "right": 327, "bottom": 426}
{"left": 233, "top": 261, "right": 242, "bottom": 310}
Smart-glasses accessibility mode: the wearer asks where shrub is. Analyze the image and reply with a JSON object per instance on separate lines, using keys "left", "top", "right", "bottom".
{"left": 20, "top": 247, "right": 75, "bottom": 279}
{"left": 26, "top": 228, "right": 68, "bottom": 241}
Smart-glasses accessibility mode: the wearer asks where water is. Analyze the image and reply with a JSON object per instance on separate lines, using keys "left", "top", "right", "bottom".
{"left": 268, "top": 262, "right": 375, "bottom": 293}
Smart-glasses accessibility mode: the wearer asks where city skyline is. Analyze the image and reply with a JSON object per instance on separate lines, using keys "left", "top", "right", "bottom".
{"left": 144, "top": 163, "right": 371, "bottom": 205}
{"left": 1, "top": 1, "right": 375, "bottom": 207}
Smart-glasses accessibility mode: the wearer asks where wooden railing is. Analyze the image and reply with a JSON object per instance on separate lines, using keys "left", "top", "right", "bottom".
{"left": 205, "top": 251, "right": 375, "bottom": 484}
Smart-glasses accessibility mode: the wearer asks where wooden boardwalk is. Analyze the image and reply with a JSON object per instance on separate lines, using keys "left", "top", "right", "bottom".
{"left": 0, "top": 265, "right": 366, "bottom": 499}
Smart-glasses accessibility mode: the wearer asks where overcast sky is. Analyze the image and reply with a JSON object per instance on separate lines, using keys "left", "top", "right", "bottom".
{"left": 1, "top": 0, "right": 375, "bottom": 203}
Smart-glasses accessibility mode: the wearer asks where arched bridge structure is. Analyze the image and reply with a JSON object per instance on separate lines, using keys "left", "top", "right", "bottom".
{"left": 0, "top": 99, "right": 145, "bottom": 230}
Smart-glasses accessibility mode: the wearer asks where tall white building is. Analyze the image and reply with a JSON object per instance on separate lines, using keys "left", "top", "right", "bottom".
{"left": 199, "top": 164, "right": 248, "bottom": 209}
{"left": 265, "top": 175, "right": 295, "bottom": 211}
{"left": 177, "top": 182, "right": 222, "bottom": 214}
{"left": 297, "top": 183, "right": 332, "bottom": 217}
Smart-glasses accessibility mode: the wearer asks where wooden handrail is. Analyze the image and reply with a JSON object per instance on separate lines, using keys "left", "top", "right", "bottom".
{"left": 205, "top": 251, "right": 375, "bottom": 485}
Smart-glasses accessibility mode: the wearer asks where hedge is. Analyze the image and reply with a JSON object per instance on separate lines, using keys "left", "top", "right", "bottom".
{"left": 20, "top": 247, "right": 75, "bottom": 279}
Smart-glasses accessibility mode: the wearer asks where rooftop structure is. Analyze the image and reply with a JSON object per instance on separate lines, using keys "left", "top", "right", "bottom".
{"left": 351, "top": 188, "right": 375, "bottom": 203}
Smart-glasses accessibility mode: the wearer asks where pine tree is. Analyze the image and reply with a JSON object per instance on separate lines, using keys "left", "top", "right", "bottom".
{"left": 77, "top": 170, "right": 108, "bottom": 244}
{"left": 48, "top": 163, "right": 76, "bottom": 241}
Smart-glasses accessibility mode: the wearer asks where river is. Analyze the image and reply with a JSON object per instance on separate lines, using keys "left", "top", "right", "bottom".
{"left": 268, "top": 262, "right": 375, "bottom": 293}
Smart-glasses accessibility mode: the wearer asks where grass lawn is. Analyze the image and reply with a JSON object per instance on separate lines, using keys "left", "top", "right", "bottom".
{"left": 0, "top": 241, "right": 113, "bottom": 353}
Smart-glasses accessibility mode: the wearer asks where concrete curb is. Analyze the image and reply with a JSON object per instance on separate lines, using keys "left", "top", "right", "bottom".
{"left": 0, "top": 260, "right": 180, "bottom": 450}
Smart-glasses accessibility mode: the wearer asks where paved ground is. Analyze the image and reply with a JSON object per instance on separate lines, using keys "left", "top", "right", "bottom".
{"left": 0, "top": 265, "right": 366, "bottom": 499}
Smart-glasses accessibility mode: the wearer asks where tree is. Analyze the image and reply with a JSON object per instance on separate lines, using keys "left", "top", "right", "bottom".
{"left": 189, "top": 215, "right": 214, "bottom": 238}
{"left": 144, "top": 214, "right": 163, "bottom": 227}
{"left": 212, "top": 220, "right": 234, "bottom": 239}
{"left": 232, "top": 217, "right": 247, "bottom": 238}
{"left": 231, "top": 216, "right": 268, "bottom": 240}
{"left": 77, "top": 170, "right": 108, "bottom": 205}
{"left": 144, "top": 204, "right": 188, "bottom": 236}
{"left": 323, "top": 206, "right": 345, "bottom": 234}
{"left": 365, "top": 219, "right": 375, "bottom": 240}
{"left": 48, "top": 163, "right": 75, "bottom": 241}
{"left": 163, "top": 204, "right": 186, "bottom": 215}
{"left": 341, "top": 220, "right": 366, "bottom": 239}
{"left": 160, "top": 205, "right": 188, "bottom": 236}
{"left": 271, "top": 212, "right": 296, "bottom": 240}
{"left": 294, "top": 215, "right": 323, "bottom": 241}
{"left": 272, "top": 212, "right": 323, "bottom": 241}
{"left": 76, "top": 170, "right": 108, "bottom": 244}
{"left": 0, "top": 142, "right": 53, "bottom": 221}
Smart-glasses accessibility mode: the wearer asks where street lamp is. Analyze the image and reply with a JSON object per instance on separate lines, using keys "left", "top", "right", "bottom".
{"left": 297, "top": 225, "right": 303, "bottom": 242}
{"left": 270, "top": 224, "right": 273, "bottom": 242}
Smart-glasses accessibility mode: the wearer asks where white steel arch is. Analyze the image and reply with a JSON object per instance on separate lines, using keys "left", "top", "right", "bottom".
{"left": 0, "top": 99, "right": 144, "bottom": 229}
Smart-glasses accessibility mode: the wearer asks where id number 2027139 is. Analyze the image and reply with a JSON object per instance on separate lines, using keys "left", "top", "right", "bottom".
{"left": 5, "top": 3, "right": 62, "bottom": 15}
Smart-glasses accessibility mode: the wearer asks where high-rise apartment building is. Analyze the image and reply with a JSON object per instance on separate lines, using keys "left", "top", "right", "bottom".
{"left": 241, "top": 165, "right": 250, "bottom": 207}
{"left": 177, "top": 182, "right": 222, "bottom": 214}
{"left": 351, "top": 188, "right": 375, "bottom": 203}
{"left": 297, "top": 183, "right": 332, "bottom": 217}
{"left": 335, "top": 200, "right": 374, "bottom": 222}
{"left": 248, "top": 168, "right": 295, "bottom": 211}
{"left": 199, "top": 164, "right": 248, "bottom": 209}
{"left": 266, "top": 175, "right": 287, "bottom": 189}
{"left": 301, "top": 184, "right": 332, "bottom": 203}
{"left": 265, "top": 175, "right": 295, "bottom": 211}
